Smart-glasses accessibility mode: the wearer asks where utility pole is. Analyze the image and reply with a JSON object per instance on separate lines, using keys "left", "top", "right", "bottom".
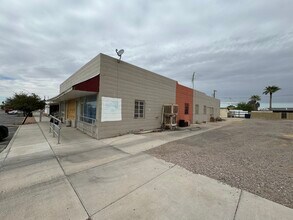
{"left": 192, "top": 72, "right": 196, "bottom": 90}
{"left": 213, "top": 90, "right": 217, "bottom": 98}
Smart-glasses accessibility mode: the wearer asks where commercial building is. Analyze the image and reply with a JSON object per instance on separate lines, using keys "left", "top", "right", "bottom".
{"left": 51, "top": 53, "right": 220, "bottom": 139}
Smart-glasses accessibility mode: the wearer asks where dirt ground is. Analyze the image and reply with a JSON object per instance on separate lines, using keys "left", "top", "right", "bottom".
{"left": 23, "top": 116, "right": 36, "bottom": 124}
{"left": 146, "top": 119, "right": 293, "bottom": 209}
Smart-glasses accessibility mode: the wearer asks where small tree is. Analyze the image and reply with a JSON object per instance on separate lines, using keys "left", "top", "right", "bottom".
{"left": 235, "top": 102, "right": 254, "bottom": 112}
{"left": 248, "top": 95, "right": 261, "bottom": 111}
{"left": 4, "top": 93, "right": 45, "bottom": 116}
{"left": 263, "top": 86, "right": 281, "bottom": 110}
{"left": 1, "top": 101, "right": 5, "bottom": 110}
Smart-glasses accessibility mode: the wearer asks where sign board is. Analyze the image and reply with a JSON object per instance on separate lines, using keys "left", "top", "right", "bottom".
{"left": 101, "top": 97, "right": 122, "bottom": 122}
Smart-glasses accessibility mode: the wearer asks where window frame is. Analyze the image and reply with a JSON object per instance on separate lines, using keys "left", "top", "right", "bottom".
{"left": 134, "top": 100, "right": 145, "bottom": 119}
{"left": 184, "top": 103, "right": 189, "bottom": 115}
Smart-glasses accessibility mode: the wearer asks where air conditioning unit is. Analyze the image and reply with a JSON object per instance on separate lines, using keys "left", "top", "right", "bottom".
{"left": 165, "top": 116, "right": 177, "bottom": 125}
{"left": 163, "top": 104, "right": 178, "bottom": 115}
{"left": 162, "top": 104, "right": 178, "bottom": 130}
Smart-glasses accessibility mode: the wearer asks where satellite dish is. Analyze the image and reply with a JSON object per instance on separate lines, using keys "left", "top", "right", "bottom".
{"left": 115, "top": 49, "right": 124, "bottom": 62}
{"left": 116, "top": 49, "right": 124, "bottom": 56}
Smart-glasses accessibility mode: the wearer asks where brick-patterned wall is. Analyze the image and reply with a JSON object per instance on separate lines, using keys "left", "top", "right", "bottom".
{"left": 176, "top": 83, "right": 193, "bottom": 125}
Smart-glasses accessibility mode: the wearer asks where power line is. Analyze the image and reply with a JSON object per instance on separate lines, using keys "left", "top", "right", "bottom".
{"left": 218, "top": 94, "right": 293, "bottom": 99}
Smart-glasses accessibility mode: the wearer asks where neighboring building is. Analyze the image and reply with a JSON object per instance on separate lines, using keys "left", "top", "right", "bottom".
{"left": 51, "top": 53, "right": 220, "bottom": 139}
{"left": 44, "top": 101, "right": 59, "bottom": 116}
{"left": 193, "top": 90, "right": 220, "bottom": 123}
{"left": 251, "top": 108, "right": 293, "bottom": 120}
{"left": 220, "top": 108, "right": 229, "bottom": 118}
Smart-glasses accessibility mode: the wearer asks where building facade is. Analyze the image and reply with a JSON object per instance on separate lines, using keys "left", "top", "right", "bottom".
{"left": 52, "top": 53, "right": 220, "bottom": 139}
{"left": 193, "top": 90, "right": 220, "bottom": 123}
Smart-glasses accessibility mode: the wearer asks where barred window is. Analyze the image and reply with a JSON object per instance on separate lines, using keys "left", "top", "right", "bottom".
{"left": 184, "top": 103, "right": 189, "bottom": 115}
{"left": 134, "top": 100, "right": 145, "bottom": 118}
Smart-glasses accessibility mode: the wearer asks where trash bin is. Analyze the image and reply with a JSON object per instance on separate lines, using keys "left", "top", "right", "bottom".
{"left": 179, "top": 120, "right": 185, "bottom": 127}
{"left": 245, "top": 114, "right": 251, "bottom": 119}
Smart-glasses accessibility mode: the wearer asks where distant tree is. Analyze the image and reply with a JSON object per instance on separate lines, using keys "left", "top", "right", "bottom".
{"left": 227, "top": 105, "right": 236, "bottom": 110}
{"left": 248, "top": 95, "right": 261, "bottom": 111}
{"left": 4, "top": 93, "right": 45, "bottom": 116}
{"left": 235, "top": 102, "right": 254, "bottom": 112}
{"left": 263, "top": 86, "right": 281, "bottom": 110}
{"left": 1, "top": 101, "right": 4, "bottom": 110}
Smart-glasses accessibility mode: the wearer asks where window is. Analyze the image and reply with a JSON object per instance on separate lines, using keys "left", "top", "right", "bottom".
{"left": 203, "top": 105, "right": 207, "bottom": 115}
{"left": 79, "top": 95, "right": 97, "bottom": 123}
{"left": 195, "top": 104, "right": 199, "bottom": 114}
{"left": 184, "top": 103, "right": 189, "bottom": 115}
{"left": 134, "top": 100, "right": 145, "bottom": 118}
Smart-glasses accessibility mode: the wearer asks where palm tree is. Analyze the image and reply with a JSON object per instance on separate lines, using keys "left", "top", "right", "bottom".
{"left": 248, "top": 95, "right": 261, "bottom": 111}
{"left": 263, "top": 86, "right": 281, "bottom": 110}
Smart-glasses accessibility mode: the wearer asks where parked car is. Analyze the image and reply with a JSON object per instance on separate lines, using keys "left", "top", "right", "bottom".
{"left": 8, "top": 110, "right": 19, "bottom": 115}
{"left": 0, "top": 125, "right": 9, "bottom": 141}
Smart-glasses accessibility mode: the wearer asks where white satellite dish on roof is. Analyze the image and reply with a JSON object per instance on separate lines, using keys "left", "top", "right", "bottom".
{"left": 115, "top": 49, "right": 124, "bottom": 62}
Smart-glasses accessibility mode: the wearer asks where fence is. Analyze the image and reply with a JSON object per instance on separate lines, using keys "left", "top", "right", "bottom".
{"left": 228, "top": 110, "right": 248, "bottom": 118}
{"left": 49, "top": 115, "right": 61, "bottom": 144}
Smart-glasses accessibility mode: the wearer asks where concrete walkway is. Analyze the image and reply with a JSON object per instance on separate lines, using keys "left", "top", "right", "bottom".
{"left": 0, "top": 119, "right": 292, "bottom": 219}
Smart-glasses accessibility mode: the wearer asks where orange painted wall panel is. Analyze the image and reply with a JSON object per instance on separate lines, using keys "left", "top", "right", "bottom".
{"left": 176, "top": 82, "right": 193, "bottom": 125}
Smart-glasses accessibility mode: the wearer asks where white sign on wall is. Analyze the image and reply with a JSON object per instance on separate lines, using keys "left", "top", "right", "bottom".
{"left": 101, "top": 97, "right": 122, "bottom": 122}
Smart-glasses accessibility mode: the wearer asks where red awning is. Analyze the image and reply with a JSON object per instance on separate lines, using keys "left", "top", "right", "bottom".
{"left": 73, "top": 75, "right": 100, "bottom": 92}
{"left": 49, "top": 75, "right": 100, "bottom": 102}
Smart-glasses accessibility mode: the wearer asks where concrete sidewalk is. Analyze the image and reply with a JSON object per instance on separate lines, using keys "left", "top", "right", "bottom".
{"left": 0, "top": 120, "right": 292, "bottom": 219}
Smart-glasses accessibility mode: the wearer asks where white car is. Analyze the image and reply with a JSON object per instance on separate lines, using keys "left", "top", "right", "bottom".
{"left": 8, "top": 110, "right": 19, "bottom": 115}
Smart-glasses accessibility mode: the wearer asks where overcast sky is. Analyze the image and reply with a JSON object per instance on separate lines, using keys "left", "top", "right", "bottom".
{"left": 1, "top": 0, "right": 292, "bottom": 106}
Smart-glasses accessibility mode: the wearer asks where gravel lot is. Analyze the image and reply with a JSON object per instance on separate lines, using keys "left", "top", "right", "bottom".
{"left": 147, "top": 119, "right": 293, "bottom": 209}
{"left": 0, "top": 110, "right": 24, "bottom": 152}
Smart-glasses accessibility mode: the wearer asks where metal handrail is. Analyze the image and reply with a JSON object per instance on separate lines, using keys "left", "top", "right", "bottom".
{"left": 49, "top": 115, "right": 62, "bottom": 144}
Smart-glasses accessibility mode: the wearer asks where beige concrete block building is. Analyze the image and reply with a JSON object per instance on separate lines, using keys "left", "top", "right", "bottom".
{"left": 193, "top": 90, "right": 220, "bottom": 123}
{"left": 52, "top": 53, "right": 220, "bottom": 139}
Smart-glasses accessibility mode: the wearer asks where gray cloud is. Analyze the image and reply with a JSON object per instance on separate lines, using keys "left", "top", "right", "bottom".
{"left": 0, "top": 0, "right": 293, "bottom": 105}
